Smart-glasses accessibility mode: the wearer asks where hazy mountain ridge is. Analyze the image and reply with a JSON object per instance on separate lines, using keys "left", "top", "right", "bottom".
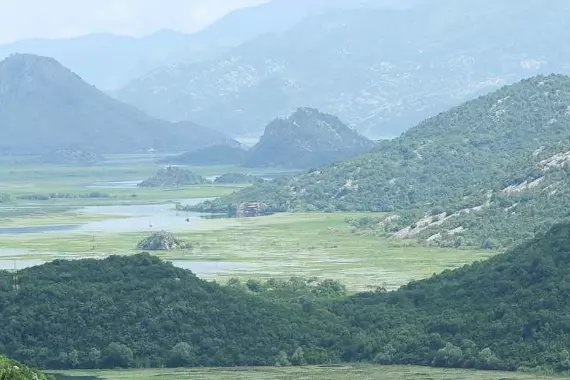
{"left": 0, "top": 54, "right": 238, "bottom": 154}
{"left": 245, "top": 107, "right": 375, "bottom": 168}
{"left": 114, "top": 0, "right": 570, "bottom": 137}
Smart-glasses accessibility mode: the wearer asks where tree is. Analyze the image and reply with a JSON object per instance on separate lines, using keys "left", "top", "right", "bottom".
{"left": 275, "top": 351, "right": 291, "bottom": 367}
{"left": 0, "top": 368, "right": 26, "bottom": 380}
{"left": 290, "top": 347, "right": 307, "bottom": 366}
{"left": 432, "top": 342, "right": 463, "bottom": 368}
{"left": 103, "top": 342, "right": 134, "bottom": 368}
{"left": 167, "top": 343, "right": 195, "bottom": 367}
{"left": 87, "top": 348, "right": 101, "bottom": 368}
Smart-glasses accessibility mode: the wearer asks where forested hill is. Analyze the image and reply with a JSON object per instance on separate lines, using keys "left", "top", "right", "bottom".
{"left": 0, "top": 54, "right": 238, "bottom": 154}
{"left": 245, "top": 107, "right": 375, "bottom": 168}
{"left": 0, "top": 254, "right": 346, "bottom": 369}
{"left": 5, "top": 223, "right": 570, "bottom": 371}
{"left": 333, "top": 221, "right": 570, "bottom": 371}
{"left": 196, "top": 75, "right": 570, "bottom": 245}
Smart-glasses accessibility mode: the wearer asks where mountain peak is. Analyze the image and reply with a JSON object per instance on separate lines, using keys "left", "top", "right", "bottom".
{"left": 245, "top": 108, "right": 374, "bottom": 168}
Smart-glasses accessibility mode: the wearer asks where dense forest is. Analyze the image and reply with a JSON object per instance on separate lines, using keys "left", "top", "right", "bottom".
{"left": 195, "top": 75, "right": 570, "bottom": 248}
{"left": 4, "top": 222, "right": 570, "bottom": 372}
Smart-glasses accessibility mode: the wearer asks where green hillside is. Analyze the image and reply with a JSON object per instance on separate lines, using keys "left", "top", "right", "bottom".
{"left": 4, "top": 223, "right": 570, "bottom": 372}
{"left": 0, "top": 254, "right": 346, "bottom": 370}
{"left": 197, "top": 75, "right": 570, "bottom": 247}
{"left": 0, "top": 54, "right": 238, "bottom": 155}
{"left": 163, "top": 145, "right": 248, "bottom": 166}
{"left": 332, "top": 221, "right": 570, "bottom": 371}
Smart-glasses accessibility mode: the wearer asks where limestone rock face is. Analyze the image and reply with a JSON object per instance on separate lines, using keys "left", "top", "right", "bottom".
{"left": 137, "top": 231, "right": 189, "bottom": 251}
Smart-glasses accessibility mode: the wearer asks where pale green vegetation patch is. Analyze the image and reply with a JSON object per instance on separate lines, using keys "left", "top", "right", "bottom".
{"left": 0, "top": 213, "right": 492, "bottom": 291}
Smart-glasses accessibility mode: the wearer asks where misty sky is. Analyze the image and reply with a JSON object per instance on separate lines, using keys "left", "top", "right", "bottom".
{"left": 0, "top": 0, "right": 268, "bottom": 44}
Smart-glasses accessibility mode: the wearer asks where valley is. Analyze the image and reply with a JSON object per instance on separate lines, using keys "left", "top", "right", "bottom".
{"left": 0, "top": 157, "right": 489, "bottom": 291}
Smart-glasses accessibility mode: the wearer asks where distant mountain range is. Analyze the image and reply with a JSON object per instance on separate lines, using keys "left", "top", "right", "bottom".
{"left": 0, "top": 0, "right": 414, "bottom": 91}
{"left": 195, "top": 74, "right": 570, "bottom": 248}
{"left": 114, "top": 0, "right": 570, "bottom": 138}
{"left": 0, "top": 54, "right": 238, "bottom": 154}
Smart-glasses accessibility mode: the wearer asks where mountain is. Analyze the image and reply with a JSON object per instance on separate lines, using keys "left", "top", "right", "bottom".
{"left": 245, "top": 108, "right": 375, "bottom": 168}
{"left": 195, "top": 75, "right": 570, "bottom": 246}
{"left": 0, "top": 1, "right": 416, "bottom": 91}
{"left": 163, "top": 145, "right": 248, "bottom": 166}
{"left": 115, "top": 0, "right": 570, "bottom": 138}
{"left": 0, "top": 54, "right": 238, "bottom": 155}
{"left": 138, "top": 166, "right": 207, "bottom": 187}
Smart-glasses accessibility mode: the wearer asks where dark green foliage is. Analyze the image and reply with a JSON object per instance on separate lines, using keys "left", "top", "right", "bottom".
{"left": 214, "top": 173, "right": 264, "bottom": 184}
{"left": 0, "top": 254, "right": 346, "bottom": 370}
{"left": 0, "top": 54, "right": 239, "bottom": 154}
{"left": 163, "top": 145, "right": 248, "bottom": 166}
{"left": 244, "top": 108, "right": 375, "bottom": 169}
{"left": 0, "top": 355, "right": 53, "bottom": 380}
{"left": 5, "top": 224, "right": 570, "bottom": 372}
{"left": 138, "top": 166, "right": 206, "bottom": 188}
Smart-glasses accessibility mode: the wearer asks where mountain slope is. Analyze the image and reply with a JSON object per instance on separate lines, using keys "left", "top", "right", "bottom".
{"left": 115, "top": 0, "right": 570, "bottom": 137}
{"left": 333, "top": 221, "right": 570, "bottom": 371}
{"left": 195, "top": 75, "right": 570, "bottom": 227}
{"left": 0, "top": 54, "right": 238, "bottom": 154}
{"left": 0, "top": 1, "right": 416, "bottom": 90}
{"left": 245, "top": 108, "right": 375, "bottom": 168}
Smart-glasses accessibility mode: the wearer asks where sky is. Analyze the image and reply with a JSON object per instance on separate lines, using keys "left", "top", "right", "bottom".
{"left": 0, "top": 0, "right": 269, "bottom": 44}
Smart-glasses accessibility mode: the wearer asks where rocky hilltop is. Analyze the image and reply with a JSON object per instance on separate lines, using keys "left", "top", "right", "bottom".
{"left": 245, "top": 108, "right": 375, "bottom": 168}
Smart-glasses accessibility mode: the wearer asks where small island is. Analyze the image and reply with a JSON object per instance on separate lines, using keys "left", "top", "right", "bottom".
{"left": 138, "top": 166, "right": 207, "bottom": 188}
{"left": 136, "top": 231, "right": 189, "bottom": 251}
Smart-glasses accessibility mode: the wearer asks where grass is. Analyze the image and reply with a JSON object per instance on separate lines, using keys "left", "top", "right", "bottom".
{"left": 0, "top": 213, "right": 494, "bottom": 291}
{"left": 51, "top": 365, "right": 565, "bottom": 380}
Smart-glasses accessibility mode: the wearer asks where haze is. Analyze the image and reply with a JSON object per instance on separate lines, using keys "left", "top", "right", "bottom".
{"left": 0, "top": 0, "right": 268, "bottom": 43}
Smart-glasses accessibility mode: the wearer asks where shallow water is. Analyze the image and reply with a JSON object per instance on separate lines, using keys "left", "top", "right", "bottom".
{"left": 0, "top": 198, "right": 216, "bottom": 235}
{"left": 86, "top": 180, "right": 142, "bottom": 189}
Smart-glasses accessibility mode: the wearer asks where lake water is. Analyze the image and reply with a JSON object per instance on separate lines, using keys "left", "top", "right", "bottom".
{"left": 0, "top": 198, "right": 215, "bottom": 235}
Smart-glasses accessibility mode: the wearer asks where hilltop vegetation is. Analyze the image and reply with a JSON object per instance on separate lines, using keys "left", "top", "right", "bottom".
{"left": 4, "top": 223, "right": 570, "bottom": 371}
{"left": 0, "top": 54, "right": 238, "bottom": 155}
{"left": 245, "top": 108, "right": 375, "bottom": 169}
{"left": 138, "top": 166, "right": 207, "bottom": 188}
{"left": 197, "top": 75, "right": 570, "bottom": 248}
{"left": 0, "top": 355, "right": 53, "bottom": 380}
{"left": 214, "top": 173, "right": 264, "bottom": 184}
{"left": 0, "top": 254, "right": 347, "bottom": 369}
{"left": 115, "top": 0, "right": 570, "bottom": 137}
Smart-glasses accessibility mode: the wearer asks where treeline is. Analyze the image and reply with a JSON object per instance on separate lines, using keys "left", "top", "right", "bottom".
{"left": 4, "top": 223, "right": 570, "bottom": 372}
{"left": 17, "top": 192, "right": 110, "bottom": 201}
